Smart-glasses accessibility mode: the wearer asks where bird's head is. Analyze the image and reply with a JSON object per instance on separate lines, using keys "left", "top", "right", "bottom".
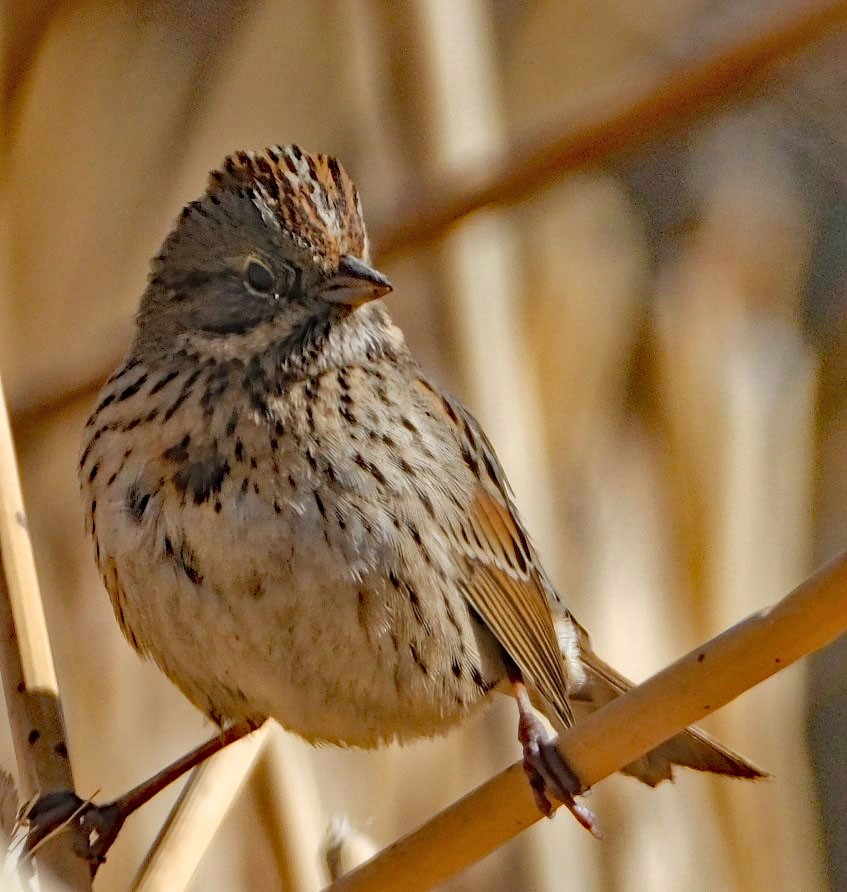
{"left": 135, "top": 145, "right": 394, "bottom": 369}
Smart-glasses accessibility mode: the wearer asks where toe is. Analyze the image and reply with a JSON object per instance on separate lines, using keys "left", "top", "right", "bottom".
{"left": 26, "top": 790, "right": 85, "bottom": 825}
{"left": 515, "top": 702, "right": 601, "bottom": 835}
{"left": 25, "top": 791, "right": 88, "bottom": 850}
{"left": 537, "top": 739, "right": 581, "bottom": 802}
{"left": 521, "top": 736, "right": 601, "bottom": 837}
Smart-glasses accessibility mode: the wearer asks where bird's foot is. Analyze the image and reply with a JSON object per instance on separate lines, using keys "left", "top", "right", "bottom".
{"left": 24, "top": 791, "right": 125, "bottom": 876}
{"left": 518, "top": 711, "right": 601, "bottom": 838}
{"left": 22, "top": 721, "right": 259, "bottom": 877}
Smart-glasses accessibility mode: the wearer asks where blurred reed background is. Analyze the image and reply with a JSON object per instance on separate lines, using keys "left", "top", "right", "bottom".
{"left": 0, "top": 1, "right": 845, "bottom": 889}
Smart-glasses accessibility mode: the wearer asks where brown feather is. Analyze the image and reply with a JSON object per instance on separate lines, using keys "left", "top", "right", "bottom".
{"left": 416, "top": 374, "right": 763, "bottom": 782}
{"left": 579, "top": 648, "right": 766, "bottom": 783}
{"left": 461, "top": 557, "right": 574, "bottom": 729}
{"left": 415, "top": 377, "right": 576, "bottom": 729}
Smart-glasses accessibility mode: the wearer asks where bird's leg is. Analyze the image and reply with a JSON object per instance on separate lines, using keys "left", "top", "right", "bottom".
{"left": 509, "top": 673, "right": 600, "bottom": 837}
{"left": 25, "top": 720, "right": 260, "bottom": 875}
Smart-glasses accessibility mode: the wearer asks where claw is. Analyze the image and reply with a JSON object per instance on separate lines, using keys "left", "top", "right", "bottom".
{"left": 81, "top": 802, "right": 125, "bottom": 869}
{"left": 22, "top": 722, "right": 258, "bottom": 876}
{"left": 515, "top": 696, "right": 601, "bottom": 838}
{"left": 24, "top": 791, "right": 125, "bottom": 876}
{"left": 25, "top": 791, "right": 89, "bottom": 859}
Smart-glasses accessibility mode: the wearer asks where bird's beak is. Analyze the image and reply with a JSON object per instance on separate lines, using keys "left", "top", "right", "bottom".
{"left": 319, "top": 254, "right": 393, "bottom": 308}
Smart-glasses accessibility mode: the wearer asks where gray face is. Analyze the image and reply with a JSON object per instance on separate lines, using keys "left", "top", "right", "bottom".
{"left": 135, "top": 188, "right": 337, "bottom": 357}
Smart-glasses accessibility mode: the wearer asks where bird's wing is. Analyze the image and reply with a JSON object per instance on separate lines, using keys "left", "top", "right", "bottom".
{"left": 414, "top": 377, "right": 574, "bottom": 728}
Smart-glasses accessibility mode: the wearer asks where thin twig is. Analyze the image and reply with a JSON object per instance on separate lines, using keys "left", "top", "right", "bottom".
{"left": 328, "top": 551, "right": 847, "bottom": 891}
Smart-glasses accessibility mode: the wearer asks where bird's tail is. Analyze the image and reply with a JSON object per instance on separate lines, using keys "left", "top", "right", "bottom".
{"left": 568, "top": 648, "right": 766, "bottom": 785}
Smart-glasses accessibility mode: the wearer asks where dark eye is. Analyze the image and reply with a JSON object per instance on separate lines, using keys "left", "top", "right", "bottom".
{"left": 245, "top": 259, "right": 275, "bottom": 294}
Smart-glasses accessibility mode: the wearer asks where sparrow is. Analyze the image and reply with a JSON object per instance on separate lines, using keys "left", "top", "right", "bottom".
{"left": 72, "top": 145, "right": 761, "bottom": 857}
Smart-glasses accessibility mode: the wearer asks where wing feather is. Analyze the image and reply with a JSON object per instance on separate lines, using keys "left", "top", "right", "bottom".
{"left": 414, "top": 376, "right": 574, "bottom": 728}
{"left": 460, "top": 499, "right": 573, "bottom": 728}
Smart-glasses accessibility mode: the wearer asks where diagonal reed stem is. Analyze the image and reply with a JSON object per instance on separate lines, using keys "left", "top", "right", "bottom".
{"left": 328, "top": 551, "right": 847, "bottom": 891}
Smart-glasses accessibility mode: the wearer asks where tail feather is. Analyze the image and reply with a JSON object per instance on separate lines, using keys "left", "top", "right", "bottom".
{"left": 576, "top": 648, "right": 766, "bottom": 785}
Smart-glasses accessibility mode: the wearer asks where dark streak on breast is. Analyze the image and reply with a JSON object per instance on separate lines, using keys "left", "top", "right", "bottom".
{"left": 173, "top": 452, "right": 230, "bottom": 505}
{"left": 126, "top": 485, "right": 151, "bottom": 522}
{"left": 106, "top": 357, "right": 141, "bottom": 386}
{"left": 354, "top": 453, "right": 386, "bottom": 486}
{"left": 117, "top": 374, "right": 149, "bottom": 402}
{"left": 162, "top": 434, "right": 191, "bottom": 464}
{"left": 200, "top": 368, "right": 232, "bottom": 415}
{"left": 150, "top": 368, "right": 180, "bottom": 394}
{"left": 176, "top": 540, "right": 203, "bottom": 586}
{"left": 164, "top": 368, "right": 202, "bottom": 421}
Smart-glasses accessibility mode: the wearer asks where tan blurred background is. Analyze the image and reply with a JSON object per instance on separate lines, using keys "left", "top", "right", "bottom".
{"left": 0, "top": 1, "right": 845, "bottom": 889}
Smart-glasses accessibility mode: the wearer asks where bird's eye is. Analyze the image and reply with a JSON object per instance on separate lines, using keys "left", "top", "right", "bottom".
{"left": 245, "top": 259, "right": 275, "bottom": 294}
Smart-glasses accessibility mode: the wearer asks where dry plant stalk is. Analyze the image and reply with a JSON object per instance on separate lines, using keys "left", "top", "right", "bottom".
{"left": 132, "top": 724, "right": 270, "bottom": 891}
{"left": 329, "top": 550, "right": 847, "bottom": 892}
{"left": 16, "top": 1, "right": 847, "bottom": 427}
{"left": 133, "top": 724, "right": 329, "bottom": 891}
{"left": 0, "top": 370, "right": 90, "bottom": 889}
{"left": 373, "top": 0, "right": 847, "bottom": 260}
{"left": 254, "top": 730, "right": 331, "bottom": 890}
